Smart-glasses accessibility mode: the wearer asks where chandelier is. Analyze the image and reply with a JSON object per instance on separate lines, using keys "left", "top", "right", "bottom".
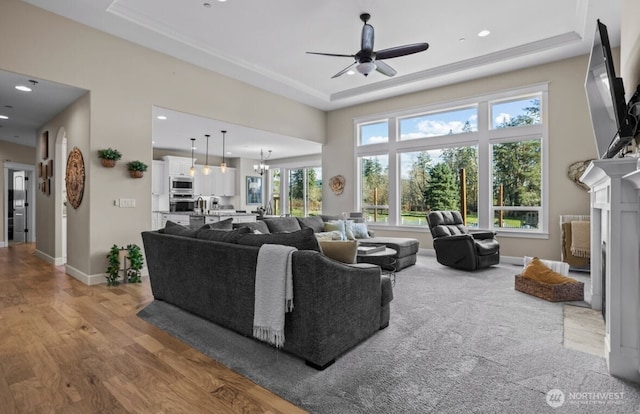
{"left": 253, "top": 149, "right": 272, "bottom": 176}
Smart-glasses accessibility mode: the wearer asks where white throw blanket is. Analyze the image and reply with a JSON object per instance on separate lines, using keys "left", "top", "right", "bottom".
{"left": 253, "top": 244, "right": 297, "bottom": 348}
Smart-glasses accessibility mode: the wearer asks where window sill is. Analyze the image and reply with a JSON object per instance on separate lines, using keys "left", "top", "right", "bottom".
{"left": 366, "top": 223, "right": 549, "bottom": 239}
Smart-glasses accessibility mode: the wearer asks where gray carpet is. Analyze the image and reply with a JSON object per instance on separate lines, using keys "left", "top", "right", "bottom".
{"left": 137, "top": 251, "right": 640, "bottom": 413}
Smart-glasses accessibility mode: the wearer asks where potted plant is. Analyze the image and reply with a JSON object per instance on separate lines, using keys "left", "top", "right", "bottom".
{"left": 98, "top": 148, "right": 122, "bottom": 168}
{"left": 127, "top": 160, "right": 148, "bottom": 178}
{"left": 126, "top": 243, "right": 144, "bottom": 283}
{"left": 106, "top": 244, "right": 121, "bottom": 286}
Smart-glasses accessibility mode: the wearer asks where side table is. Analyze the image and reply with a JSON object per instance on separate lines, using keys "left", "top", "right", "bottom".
{"left": 357, "top": 247, "right": 397, "bottom": 286}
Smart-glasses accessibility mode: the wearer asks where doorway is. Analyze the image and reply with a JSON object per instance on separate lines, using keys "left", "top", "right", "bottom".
{"left": 4, "top": 162, "right": 35, "bottom": 246}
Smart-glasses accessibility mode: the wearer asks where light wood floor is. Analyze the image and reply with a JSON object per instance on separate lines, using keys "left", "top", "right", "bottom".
{"left": 563, "top": 304, "right": 606, "bottom": 357}
{"left": 0, "top": 243, "right": 306, "bottom": 414}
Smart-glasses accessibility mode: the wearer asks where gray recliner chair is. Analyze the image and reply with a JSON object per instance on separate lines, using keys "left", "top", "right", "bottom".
{"left": 426, "top": 211, "right": 500, "bottom": 270}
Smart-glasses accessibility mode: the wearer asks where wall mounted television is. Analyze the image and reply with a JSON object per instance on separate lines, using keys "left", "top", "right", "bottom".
{"left": 584, "top": 19, "right": 639, "bottom": 159}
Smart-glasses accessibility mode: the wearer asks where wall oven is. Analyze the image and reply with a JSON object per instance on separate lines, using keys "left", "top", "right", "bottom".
{"left": 170, "top": 199, "right": 195, "bottom": 212}
{"left": 169, "top": 176, "right": 194, "bottom": 196}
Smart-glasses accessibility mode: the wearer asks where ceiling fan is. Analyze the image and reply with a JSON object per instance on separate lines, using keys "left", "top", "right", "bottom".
{"left": 307, "top": 13, "right": 429, "bottom": 78}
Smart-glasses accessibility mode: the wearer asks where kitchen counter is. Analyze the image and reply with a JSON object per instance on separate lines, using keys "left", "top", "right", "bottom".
{"left": 155, "top": 211, "right": 258, "bottom": 217}
{"left": 153, "top": 211, "right": 257, "bottom": 230}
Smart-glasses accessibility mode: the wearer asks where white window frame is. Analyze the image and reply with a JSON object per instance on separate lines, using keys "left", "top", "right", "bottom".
{"left": 355, "top": 83, "right": 549, "bottom": 238}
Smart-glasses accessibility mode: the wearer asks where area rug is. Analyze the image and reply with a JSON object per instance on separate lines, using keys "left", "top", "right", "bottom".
{"left": 137, "top": 251, "right": 640, "bottom": 413}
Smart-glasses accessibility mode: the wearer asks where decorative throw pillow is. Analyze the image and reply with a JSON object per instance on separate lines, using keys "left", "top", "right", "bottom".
{"left": 264, "top": 217, "right": 302, "bottom": 233}
{"left": 195, "top": 226, "right": 251, "bottom": 243}
{"left": 202, "top": 218, "right": 233, "bottom": 231}
{"left": 521, "top": 257, "right": 578, "bottom": 284}
{"left": 344, "top": 220, "right": 356, "bottom": 240}
{"left": 351, "top": 222, "right": 370, "bottom": 239}
{"left": 236, "top": 228, "right": 321, "bottom": 252}
{"left": 297, "top": 216, "right": 325, "bottom": 233}
{"left": 319, "top": 240, "right": 359, "bottom": 264}
{"left": 523, "top": 256, "right": 569, "bottom": 276}
{"left": 233, "top": 221, "right": 270, "bottom": 234}
{"left": 163, "top": 221, "right": 198, "bottom": 238}
{"left": 315, "top": 231, "right": 343, "bottom": 241}
{"left": 324, "top": 220, "right": 346, "bottom": 240}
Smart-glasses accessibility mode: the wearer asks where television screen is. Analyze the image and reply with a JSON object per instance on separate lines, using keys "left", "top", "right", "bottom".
{"left": 584, "top": 20, "right": 635, "bottom": 159}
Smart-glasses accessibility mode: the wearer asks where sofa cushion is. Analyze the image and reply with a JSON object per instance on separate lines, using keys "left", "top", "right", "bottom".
{"left": 264, "top": 217, "right": 302, "bottom": 233}
{"left": 318, "top": 240, "right": 358, "bottom": 264}
{"left": 233, "top": 221, "right": 270, "bottom": 234}
{"left": 163, "top": 221, "right": 198, "bottom": 238}
{"left": 236, "top": 228, "right": 321, "bottom": 252}
{"left": 351, "top": 222, "right": 371, "bottom": 239}
{"left": 297, "top": 216, "right": 325, "bottom": 233}
{"left": 320, "top": 213, "right": 346, "bottom": 222}
{"left": 324, "top": 220, "right": 347, "bottom": 240}
{"left": 315, "top": 231, "right": 343, "bottom": 241}
{"left": 366, "top": 237, "right": 420, "bottom": 258}
{"left": 196, "top": 226, "right": 251, "bottom": 243}
{"left": 202, "top": 218, "right": 233, "bottom": 230}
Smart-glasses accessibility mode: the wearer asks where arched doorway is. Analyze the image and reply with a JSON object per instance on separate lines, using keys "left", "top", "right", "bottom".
{"left": 55, "top": 127, "right": 67, "bottom": 264}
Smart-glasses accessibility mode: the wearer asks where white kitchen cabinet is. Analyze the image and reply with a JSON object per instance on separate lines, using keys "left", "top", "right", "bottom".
{"left": 205, "top": 214, "right": 256, "bottom": 224}
{"left": 151, "top": 160, "right": 165, "bottom": 195}
{"left": 163, "top": 156, "right": 193, "bottom": 176}
{"left": 152, "top": 212, "right": 162, "bottom": 230}
{"left": 160, "top": 213, "right": 189, "bottom": 228}
{"left": 211, "top": 167, "right": 236, "bottom": 196}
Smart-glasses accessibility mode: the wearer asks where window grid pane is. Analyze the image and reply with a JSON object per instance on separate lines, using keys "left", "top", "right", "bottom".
{"left": 399, "top": 106, "right": 478, "bottom": 140}
{"left": 491, "top": 96, "right": 541, "bottom": 129}
{"left": 359, "top": 121, "right": 388, "bottom": 146}
{"left": 360, "top": 155, "right": 389, "bottom": 223}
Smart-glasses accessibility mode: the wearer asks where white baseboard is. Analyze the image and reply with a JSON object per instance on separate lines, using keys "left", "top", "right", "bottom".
{"left": 34, "top": 249, "right": 66, "bottom": 266}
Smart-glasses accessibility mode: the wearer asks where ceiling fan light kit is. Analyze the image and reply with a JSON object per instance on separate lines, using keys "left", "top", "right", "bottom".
{"left": 307, "top": 13, "right": 429, "bottom": 79}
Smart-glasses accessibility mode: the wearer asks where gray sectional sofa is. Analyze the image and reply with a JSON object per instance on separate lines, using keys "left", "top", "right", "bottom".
{"left": 235, "top": 215, "right": 420, "bottom": 271}
{"left": 141, "top": 225, "right": 393, "bottom": 369}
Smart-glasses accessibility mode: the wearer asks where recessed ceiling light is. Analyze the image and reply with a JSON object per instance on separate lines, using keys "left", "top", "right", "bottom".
{"left": 156, "top": 115, "right": 167, "bottom": 120}
{"left": 0, "top": 115, "right": 8, "bottom": 120}
{"left": 203, "top": 2, "right": 211, "bottom": 7}
{"left": 347, "top": 70, "right": 355, "bottom": 75}
{"left": 478, "top": 30, "right": 491, "bottom": 37}
{"left": 15, "top": 85, "right": 32, "bottom": 92}
{"left": 459, "top": 37, "right": 466, "bottom": 42}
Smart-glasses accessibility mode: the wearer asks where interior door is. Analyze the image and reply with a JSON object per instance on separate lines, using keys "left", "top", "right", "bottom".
{"left": 12, "top": 171, "right": 26, "bottom": 243}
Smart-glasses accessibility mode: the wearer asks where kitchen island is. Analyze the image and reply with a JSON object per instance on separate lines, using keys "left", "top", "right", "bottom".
{"left": 153, "top": 211, "right": 257, "bottom": 230}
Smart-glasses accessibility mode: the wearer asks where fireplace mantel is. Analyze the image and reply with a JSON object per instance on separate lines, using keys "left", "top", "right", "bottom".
{"left": 580, "top": 158, "right": 640, "bottom": 382}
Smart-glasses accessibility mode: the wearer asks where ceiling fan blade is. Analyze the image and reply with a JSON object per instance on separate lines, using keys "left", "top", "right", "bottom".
{"left": 331, "top": 62, "right": 357, "bottom": 78}
{"left": 375, "top": 43, "right": 429, "bottom": 60}
{"left": 375, "top": 60, "right": 397, "bottom": 77}
{"left": 306, "top": 51, "right": 355, "bottom": 58}
{"left": 361, "top": 23, "right": 374, "bottom": 53}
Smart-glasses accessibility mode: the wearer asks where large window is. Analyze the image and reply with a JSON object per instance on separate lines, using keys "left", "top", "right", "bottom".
{"left": 356, "top": 85, "right": 547, "bottom": 234}
{"left": 288, "top": 167, "right": 322, "bottom": 217}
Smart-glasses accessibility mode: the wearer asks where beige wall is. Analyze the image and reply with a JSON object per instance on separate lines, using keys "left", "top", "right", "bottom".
{"left": 36, "top": 93, "right": 90, "bottom": 268}
{"left": 0, "top": 0, "right": 325, "bottom": 280}
{"left": 621, "top": 0, "right": 640, "bottom": 102}
{"left": 324, "top": 55, "right": 597, "bottom": 260}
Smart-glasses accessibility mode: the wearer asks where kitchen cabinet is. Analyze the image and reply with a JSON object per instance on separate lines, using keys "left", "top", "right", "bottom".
{"left": 163, "top": 156, "right": 194, "bottom": 176}
{"left": 151, "top": 160, "right": 165, "bottom": 195}
{"left": 206, "top": 214, "right": 256, "bottom": 224}
{"left": 194, "top": 166, "right": 236, "bottom": 196}
{"left": 160, "top": 213, "right": 189, "bottom": 228}
{"left": 212, "top": 167, "right": 236, "bottom": 196}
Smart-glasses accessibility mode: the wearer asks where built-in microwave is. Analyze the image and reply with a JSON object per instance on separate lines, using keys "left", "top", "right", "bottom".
{"left": 169, "top": 176, "right": 194, "bottom": 196}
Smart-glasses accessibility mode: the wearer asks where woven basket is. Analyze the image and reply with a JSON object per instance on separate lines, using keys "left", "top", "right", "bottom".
{"left": 514, "top": 274, "right": 584, "bottom": 302}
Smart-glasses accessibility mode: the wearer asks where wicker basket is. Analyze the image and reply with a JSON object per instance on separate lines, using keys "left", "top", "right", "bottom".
{"left": 514, "top": 274, "right": 584, "bottom": 302}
